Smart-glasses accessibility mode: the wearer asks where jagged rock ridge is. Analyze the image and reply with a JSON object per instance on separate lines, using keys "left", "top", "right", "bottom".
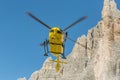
{"left": 18, "top": 0, "right": 120, "bottom": 80}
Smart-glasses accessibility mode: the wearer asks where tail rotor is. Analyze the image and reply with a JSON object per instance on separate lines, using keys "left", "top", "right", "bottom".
{"left": 50, "top": 56, "right": 67, "bottom": 72}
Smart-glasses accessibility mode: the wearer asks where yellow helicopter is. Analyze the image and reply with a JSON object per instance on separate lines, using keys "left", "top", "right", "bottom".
{"left": 26, "top": 12, "right": 87, "bottom": 72}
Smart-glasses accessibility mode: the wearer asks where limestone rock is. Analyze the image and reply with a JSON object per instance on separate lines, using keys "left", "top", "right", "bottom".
{"left": 102, "top": 0, "right": 120, "bottom": 19}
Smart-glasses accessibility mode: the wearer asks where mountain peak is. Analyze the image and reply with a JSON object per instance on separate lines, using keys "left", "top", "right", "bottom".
{"left": 102, "top": 0, "right": 120, "bottom": 19}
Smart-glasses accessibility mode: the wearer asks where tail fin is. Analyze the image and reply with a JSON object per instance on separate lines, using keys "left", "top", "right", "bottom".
{"left": 50, "top": 57, "right": 67, "bottom": 72}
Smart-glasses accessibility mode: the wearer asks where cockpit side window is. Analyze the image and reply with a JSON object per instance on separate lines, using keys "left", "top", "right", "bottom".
{"left": 57, "top": 30, "right": 62, "bottom": 34}
{"left": 50, "top": 30, "right": 54, "bottom": 32}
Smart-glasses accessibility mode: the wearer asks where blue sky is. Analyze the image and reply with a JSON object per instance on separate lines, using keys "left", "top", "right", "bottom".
{"left": 0, "top": 0, "right": 120, "bottom": 80}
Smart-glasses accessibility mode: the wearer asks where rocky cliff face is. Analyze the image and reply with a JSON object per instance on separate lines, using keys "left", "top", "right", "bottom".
{"left": 19, "top": 0, "right": 120, "bottom": 80}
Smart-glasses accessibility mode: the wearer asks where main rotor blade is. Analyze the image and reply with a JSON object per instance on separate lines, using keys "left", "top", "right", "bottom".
{"left": 63, "top": 16, "right": 88, "bottom": 31}
{"left": 26, "top": 12, "right": 52, "bottom": 29}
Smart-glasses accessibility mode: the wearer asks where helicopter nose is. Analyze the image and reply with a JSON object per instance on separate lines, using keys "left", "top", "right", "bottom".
{"left": 51, "top": 37, "right": 54, "bottom": 39}
{"left": 53, "top": 32, "right": 56, "bottom": 35}
{"left": 51, "top": 36, "right": 55, "bottom": 39}
{"left": 52, "top": 32, "right": 56, "bottom": 36}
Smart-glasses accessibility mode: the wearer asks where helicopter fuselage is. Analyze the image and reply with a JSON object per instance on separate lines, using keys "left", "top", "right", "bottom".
{"left": 49, "top": 27, "right": 65, "bottom": 57}
{"left": 26, "top": 12, "right": 87, "bottom": 72}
